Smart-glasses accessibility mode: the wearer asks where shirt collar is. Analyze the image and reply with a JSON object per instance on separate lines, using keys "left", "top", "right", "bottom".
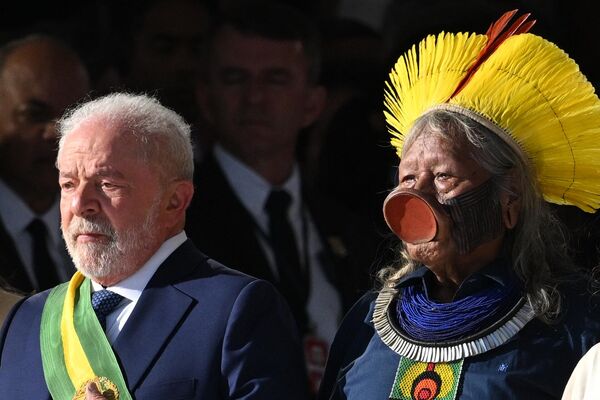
{"left": 0, "top": 178, "right": 61, "bottom": 246}
{"left": 395, "top": 257, "right": 514, "bottom": 299}
{"left": 91, "top": 231, "right": 188, "bottom": 303}
{"left": 213, "top": 144, "right": 301, "bottom": 230}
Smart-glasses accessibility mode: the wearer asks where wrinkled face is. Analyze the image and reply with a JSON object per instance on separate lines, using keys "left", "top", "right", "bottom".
{"left": 57, "top": 122, "right": 166, "bottom": 282}
{"left": 201, "top": 25, "right": 322, "bottom": 163}
{"left": 397, "top": 132, "right": 490, "bottom": 266}
{"left": 0, "top": 41, "right": 89, "bottom": 197}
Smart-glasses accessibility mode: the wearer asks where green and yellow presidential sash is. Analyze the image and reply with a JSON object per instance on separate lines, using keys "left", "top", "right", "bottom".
{"left": 40, "top": 272, "right": 132, "bottom": 400}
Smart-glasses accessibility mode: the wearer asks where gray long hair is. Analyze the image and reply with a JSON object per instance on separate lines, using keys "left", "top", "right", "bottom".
{"left": 380, "top": 109, "right": 578, "bottom": 323}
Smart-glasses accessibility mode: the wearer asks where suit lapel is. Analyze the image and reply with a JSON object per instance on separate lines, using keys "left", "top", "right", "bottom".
{"left": 111, "top": 241, "right": 201, "bottom": 390}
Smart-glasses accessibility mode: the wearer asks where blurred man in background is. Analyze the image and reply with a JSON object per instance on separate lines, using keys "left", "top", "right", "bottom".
{"left": 0, "top": 35, "right": 90, "bottom": 292}
{"left": 187, "top": 2, "right": 378, "bottom": 393}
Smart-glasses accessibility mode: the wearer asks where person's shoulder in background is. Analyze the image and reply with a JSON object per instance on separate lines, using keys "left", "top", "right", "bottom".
{"left": 0, "top": 283, "right": 24, "bottom": 327}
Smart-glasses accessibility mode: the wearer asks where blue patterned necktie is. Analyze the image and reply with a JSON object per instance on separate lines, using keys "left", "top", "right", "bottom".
{"left": 91, "top": 290, "right": 124, "bottom": 330}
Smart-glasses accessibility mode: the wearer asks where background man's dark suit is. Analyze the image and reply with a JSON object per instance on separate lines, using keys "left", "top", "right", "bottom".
{"left": 0, "top": 218, "right": 30, "bottom": 291}
{"left": 0, "top": 240, "right": 308, "bottom": 399}
{"left": 186, "top": 154, "right": 378, "bottom": 316}
{"left": 0, "top": 217, "right": 73, "bottom": 293}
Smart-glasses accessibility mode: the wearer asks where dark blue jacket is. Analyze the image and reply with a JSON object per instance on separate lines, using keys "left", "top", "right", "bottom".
{"left": 0, "top": 239, "right": 309, "bottom": 399}
{"left": 319, "top": 265, "right": 600, "bottom": 399}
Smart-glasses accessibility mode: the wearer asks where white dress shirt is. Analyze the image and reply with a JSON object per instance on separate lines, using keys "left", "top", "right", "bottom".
{"left": 214, "top": 144, "right": 342, "bottom": 346}
{"left": 0, "top": 179, "right": 72, "bottom": 288}
{"left": 91, "top": 231, "right": 187, "bottom": 344}
{"left": 563, "top": 342, "right": 600, "bottom": 400}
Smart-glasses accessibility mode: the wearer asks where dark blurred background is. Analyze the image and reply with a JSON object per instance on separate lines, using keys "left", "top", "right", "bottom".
{"left": 1, "top": 0, "right": 599, "bottom": 271}
{"left": 1, "top": 1, "right": 599, "bottom": 87}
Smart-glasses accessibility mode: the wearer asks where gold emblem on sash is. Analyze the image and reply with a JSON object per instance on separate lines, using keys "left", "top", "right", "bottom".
{"left": 73, "top": 376, "right": 119, "bottom": 400}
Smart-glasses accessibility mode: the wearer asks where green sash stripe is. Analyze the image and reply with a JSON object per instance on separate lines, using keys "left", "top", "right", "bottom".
{"left": 74, "top": 279, "right": 132, "bottom": 400}
{"left": 40, "top": 275, "right": 133, "bottom": 399}
{"left": 40, "top": 282, "right": 77, "bottom": 399}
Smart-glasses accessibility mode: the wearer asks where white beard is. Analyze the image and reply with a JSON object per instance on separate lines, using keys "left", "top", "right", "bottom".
{"left": 63, "top": 199, "right": 160, "bottom": 280}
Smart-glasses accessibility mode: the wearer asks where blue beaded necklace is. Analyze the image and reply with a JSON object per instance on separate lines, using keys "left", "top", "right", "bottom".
{"left": 396, "top": 280, "right": 520, "bottom": 342}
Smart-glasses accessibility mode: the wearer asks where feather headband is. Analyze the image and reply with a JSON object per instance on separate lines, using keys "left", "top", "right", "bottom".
{"left": 384, "top": 10, "right": 600, "bottom": 212}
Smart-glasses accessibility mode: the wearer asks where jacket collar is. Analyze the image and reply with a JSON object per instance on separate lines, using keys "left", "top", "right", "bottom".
{"left": 394, "top": 257, "right": 516, "bottom": 300}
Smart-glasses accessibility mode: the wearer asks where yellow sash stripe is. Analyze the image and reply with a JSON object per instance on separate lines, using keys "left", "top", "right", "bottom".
{"left": 60, "top": 271, "right": 96, "bottom": 388}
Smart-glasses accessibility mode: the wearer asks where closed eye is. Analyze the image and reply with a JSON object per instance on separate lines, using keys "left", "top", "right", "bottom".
{"left": 60, "top": 181, "right": 75, "bottom": 191}
{"left": 399, "top": 175, "right": 416, "bottom": 187}
{"left": 100, "top": 181, "right": 120, "bottom": 191}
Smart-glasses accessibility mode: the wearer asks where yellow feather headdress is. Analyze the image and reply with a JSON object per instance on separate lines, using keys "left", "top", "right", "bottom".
{"left": 384, "top": 10, "right": 600, "bottom": 212}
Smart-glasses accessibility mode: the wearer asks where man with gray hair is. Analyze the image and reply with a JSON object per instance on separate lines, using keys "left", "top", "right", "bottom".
{"left": 0, "top": 93, "right": 309, "bottom": 399}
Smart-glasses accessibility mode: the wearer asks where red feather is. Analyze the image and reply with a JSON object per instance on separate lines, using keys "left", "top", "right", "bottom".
{"left": 450, "top": 10, "right": 536, "bottom": 98}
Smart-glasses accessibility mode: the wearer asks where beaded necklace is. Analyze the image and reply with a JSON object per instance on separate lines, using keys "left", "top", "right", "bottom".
{"left": 396, "top": 281, "right": 520, "bottom": 342}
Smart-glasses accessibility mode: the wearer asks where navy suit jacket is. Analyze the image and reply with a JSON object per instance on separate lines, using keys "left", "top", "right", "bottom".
{"left": 0, "top": 239, "right": 309, "bottom": 399}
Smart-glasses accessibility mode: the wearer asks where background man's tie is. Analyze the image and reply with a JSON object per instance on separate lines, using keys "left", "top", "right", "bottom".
{"left": 264, "top": 189, "right": 309, "bottom": 332}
